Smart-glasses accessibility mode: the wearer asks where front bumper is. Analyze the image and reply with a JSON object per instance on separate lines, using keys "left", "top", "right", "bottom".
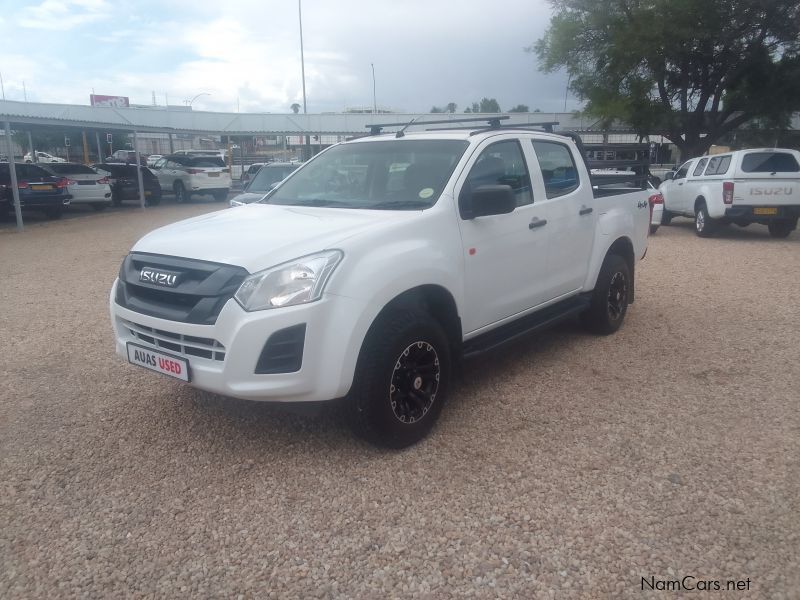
{"left": 110, "top": 279, "right": 365, "bottom": 403}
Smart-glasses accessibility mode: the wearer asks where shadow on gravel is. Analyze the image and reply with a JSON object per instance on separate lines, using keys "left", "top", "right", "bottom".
{"left": 661, "top": 218, "right": 799, "bottom": 241}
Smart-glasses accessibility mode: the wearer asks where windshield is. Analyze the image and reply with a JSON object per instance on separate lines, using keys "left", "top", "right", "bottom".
{"left": 263, "top": 139, "right": 468, "bottom": 209}
{"left": 247, "top": 165, "right": 298, "bottom": 192}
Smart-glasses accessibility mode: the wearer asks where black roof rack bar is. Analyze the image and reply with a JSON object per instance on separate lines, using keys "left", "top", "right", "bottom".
{"left": 467, "top": 121, "right": 561, "bottom": 136}
{"left": 367, "top": 115, "right": 510, "bottom": 135}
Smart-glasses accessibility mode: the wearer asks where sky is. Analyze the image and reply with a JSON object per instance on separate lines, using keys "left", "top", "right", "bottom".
{"left": 0, "top": 0, "right": 576, "bottom": 115}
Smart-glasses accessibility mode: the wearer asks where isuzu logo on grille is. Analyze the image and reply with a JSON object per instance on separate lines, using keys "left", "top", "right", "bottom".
{"left": 139, "top": 267, "right": 179, "bottom": 287}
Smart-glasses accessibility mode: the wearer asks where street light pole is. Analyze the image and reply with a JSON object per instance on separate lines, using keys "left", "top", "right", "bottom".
{"left": 299, "top": 0, "right": 310, "bottom": 161}
{"left": 371, "top": 63, "right": 377, "bottom": 114}
{"left": 186, "top": 92, "right": 211, "bottom": 108}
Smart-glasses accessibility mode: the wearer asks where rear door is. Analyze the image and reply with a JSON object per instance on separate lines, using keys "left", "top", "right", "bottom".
{"left": 456, "top": 136, "right": 550, "bottom": 333}
{"left": 528, "top": 138, "right": 595, "bottom": 296}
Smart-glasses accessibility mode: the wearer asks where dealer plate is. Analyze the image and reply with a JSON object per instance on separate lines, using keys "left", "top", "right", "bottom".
{"left": 126, "top": 343, "right": 190, "bottom": 382}
{"left": 753, "top": 207, "right": 778, "bottom": 215}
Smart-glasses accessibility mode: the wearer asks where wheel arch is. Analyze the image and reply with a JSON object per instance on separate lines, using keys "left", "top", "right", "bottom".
{"left": 694, "top": 195, "right": 707, "bottom": 212}
{"left": 372, "top": 284, "right": 462, "bottom": 356}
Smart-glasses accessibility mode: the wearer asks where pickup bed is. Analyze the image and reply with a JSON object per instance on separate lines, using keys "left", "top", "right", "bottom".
{"left": 659, "top": 148, "right": 800, "bottom": 238}
{"left": 110, "top": 121, "right": 650, "bottom": 447}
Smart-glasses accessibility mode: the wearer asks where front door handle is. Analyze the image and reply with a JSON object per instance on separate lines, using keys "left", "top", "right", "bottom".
{"left": 529, "top": 218, "right": 547, "bottom": 229}
{"left": 579, "top": 207, "right": 593, "bottom": 216}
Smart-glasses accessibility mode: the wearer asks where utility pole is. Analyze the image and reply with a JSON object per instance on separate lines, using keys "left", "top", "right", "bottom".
{"left": 1, "top": 71, "right": 5, "bottom": 100}
{"left": 23, "top": 81, "right": 27, "bottom": 102}
{"left": 299, "top": 0, "right": 310, "bottom": 161}
{"left": 371, "top": 63, "right": 377, "bottom": 114}
{"left": 5, "top": 121, "right": 23, "bottom": 231}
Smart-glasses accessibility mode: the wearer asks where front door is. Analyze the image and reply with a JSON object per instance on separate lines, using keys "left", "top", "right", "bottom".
{"left": 456, "top": 137, "right": 551, "bottom": 334}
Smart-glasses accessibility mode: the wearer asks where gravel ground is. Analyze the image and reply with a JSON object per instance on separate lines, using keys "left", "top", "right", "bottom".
{"left": 1, "top": 208, "right": 798, "bottom": 599}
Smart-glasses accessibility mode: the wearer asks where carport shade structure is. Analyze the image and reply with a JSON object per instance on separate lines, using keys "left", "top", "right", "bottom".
{"left": 0, "top": 98, "right": 634, "bottom": 231}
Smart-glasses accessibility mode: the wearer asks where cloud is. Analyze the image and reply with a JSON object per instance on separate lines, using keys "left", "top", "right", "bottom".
{"left": 16, "top": 0, "right": 109, "bottom": 30}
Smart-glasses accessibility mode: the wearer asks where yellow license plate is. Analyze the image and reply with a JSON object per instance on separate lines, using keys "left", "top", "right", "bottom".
{"left": 31, "top": 184, "right": 53, "bottom": 190}
{"left": 753, "top": 207, "right": 778, "bottom": 215}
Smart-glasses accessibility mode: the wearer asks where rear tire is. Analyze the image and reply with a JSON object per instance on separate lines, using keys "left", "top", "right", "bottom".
{"left": 649, "top": 225, "right": 659, "bottom": 235}
{"left": 694, "top": 201, "right": 716, "bottom": 237}
{"left": 212, "top": 190, "right": 228, "bottom": 202}
{"left": 768, "top": 219, "right": 796, "bottom": 239}
{"left": 581, "top": 254, "right": 630, "bottom": 335}
{"left": 661, "top": 210, "right": 673, "bottom": 225}
{"left": 174, "top": 181, "right": 188, "bottom": 203}
{"left": 346, "top": 309, "right": 451, "bottom": 448}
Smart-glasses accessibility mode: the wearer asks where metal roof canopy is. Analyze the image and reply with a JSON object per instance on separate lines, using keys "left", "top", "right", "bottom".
{"left": 0, "top": 99, "right": 630, "bottom": 136}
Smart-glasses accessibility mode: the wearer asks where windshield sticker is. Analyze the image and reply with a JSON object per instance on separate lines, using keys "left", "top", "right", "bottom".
{"left": 419, "top": 187, "right": 434, "bottom": 199}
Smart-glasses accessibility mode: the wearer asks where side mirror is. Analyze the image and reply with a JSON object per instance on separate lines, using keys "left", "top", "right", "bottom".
{"left": 460, "top": 184, "right": 516, "bottom": 219}
{"left": 663, "top": 171, "right": 674, "bottom": 181}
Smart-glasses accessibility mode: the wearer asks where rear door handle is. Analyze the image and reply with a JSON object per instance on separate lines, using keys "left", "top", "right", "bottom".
{"left": 529, "top": 218, "right": 547, "bottom": 229}
{"left": 579, "top": 207, "right": 593, "bottom": 216}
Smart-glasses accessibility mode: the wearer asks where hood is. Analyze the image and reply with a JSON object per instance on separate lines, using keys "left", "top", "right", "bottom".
{"left": 132, "top": 203, "right": 416, "bottom": 273}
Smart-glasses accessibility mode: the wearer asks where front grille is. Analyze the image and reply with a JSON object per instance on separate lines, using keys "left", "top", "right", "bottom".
{"left": 122, "top": 319, "right": 226, "bottom": 361}
{"left": 116, "top": 253, "right": 249, "bottom": 325}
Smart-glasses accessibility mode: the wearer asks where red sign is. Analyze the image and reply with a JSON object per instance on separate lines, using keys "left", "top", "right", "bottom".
{"left": 90, "top": 94, "right": 130, "bottom": 108}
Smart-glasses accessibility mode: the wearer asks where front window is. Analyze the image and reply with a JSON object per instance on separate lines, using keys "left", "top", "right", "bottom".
{"left": 263, "top": 140, "right": 469, "bottom": 210}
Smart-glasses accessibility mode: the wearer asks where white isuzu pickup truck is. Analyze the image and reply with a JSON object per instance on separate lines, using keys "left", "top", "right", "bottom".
{"left": 659, "top": 148, "right": 800, "bottom": 238}
{"left": 110, "top": 118, "right": 650, "bottom": 447}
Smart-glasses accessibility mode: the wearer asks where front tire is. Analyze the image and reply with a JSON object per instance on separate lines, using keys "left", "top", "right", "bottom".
{"left": 661, "top": 210, "right": 673, "bottom": 226}
{"left": 346, "top": 309, "right": 451, "bottom": 448}
{"left": 581, "top": 254, "right": 630, "bottom": 335}
{"left": 694, "top": 201, "right": 716, "bottom": 237}
{"left": 649, "top": 225, "right": 659, "bottom": 235}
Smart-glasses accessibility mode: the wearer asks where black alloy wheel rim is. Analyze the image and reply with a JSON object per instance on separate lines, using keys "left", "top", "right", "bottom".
{"left": 607, "top": 271, "right": 627, "bottom": 321}
{"left": 389, "top": 341, "right": 440, "bottom": 424}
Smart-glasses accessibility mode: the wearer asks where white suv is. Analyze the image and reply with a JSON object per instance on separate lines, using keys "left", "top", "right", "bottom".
{"left": 150, "top": 154, "right": 231, "bottom": 202}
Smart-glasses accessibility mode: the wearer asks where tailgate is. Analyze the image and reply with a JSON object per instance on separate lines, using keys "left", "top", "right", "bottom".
{"left": 732, "top": 178, "right": 799, "bottom": 206}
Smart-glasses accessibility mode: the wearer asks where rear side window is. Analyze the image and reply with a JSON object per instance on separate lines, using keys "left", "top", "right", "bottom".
{"left": 46, "top": 163, "right": 97, "bottom": 175}
{"left": 704, "top": 155, "right": 731, "bottom": 176}
{"left": 532, "top": 141, "right": 579, "bottom": 198}
{"left": 741, "top": 152, "right": 800, "bottom": 173}
{"left": 692, "top": 158, "right": 708, "bottom": 176}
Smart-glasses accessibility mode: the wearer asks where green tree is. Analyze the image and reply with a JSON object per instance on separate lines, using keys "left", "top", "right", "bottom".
{"left": 446, "top": 102, "right": 457, "bottom": 113}
{"left": 478, "top": 98, "right": 501, "bottom": 112}
{"left": 430, "top": 106, "right": 445, "bottom": 113}
{"left": 290, "top": 103, "right": 301, "bottom": 114}
{"left": 508, "top": 104, "right": 530, "bottom": 113}
{"left": 464, "top": 107, "right": 472, "bottom": 113}
{"left": 471, "top": 102, "right": 480, "bottom": 113}
{"left": 533, "top": 0, "right": 800, "bottom": 160}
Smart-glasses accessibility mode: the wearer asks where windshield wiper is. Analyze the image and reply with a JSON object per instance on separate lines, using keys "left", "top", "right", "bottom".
{"left": 371, "top": 200, "right": 430, "bottom": 210}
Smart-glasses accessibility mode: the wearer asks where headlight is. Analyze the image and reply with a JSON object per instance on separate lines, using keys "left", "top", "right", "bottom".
{"left": 234, "top": 250, "right": 343, "bottom": 311}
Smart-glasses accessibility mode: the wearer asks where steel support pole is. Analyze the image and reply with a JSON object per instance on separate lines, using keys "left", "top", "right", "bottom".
{"left": 95, "top": 132, "right": 102, "bottom": 163}
{"left": 168, "top": 132, "right": 174, "bottom": 154}
{"left": 5, "top": 121, "right": 23, "bottom": 231}
{"left": 133, "top": 131, "right": 146, "bottom": 209}
{"left": 27, "top": 131, "right": 35, "bottom": 163}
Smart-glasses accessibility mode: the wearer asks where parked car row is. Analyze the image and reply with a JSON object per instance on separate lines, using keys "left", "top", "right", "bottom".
{"left": 657, "top": 148, "right": 800, "bottom": 238}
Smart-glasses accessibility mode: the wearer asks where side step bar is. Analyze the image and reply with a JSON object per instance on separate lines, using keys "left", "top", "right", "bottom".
{"left": 462, "top": 295, "right": 590, "bottom": 360}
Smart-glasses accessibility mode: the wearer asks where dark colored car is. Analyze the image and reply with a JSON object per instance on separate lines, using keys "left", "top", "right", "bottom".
{"left": 105, "top": 150, "right": 147, "bottom": 166}
{"left": 92, "top": 163, "right": 162, "bottom": 206}
{"left": 0, "top": 162, "right": 72, "bottom": 219}
{"left": 229, "top": 162, "right": 300, "bottom": 206}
